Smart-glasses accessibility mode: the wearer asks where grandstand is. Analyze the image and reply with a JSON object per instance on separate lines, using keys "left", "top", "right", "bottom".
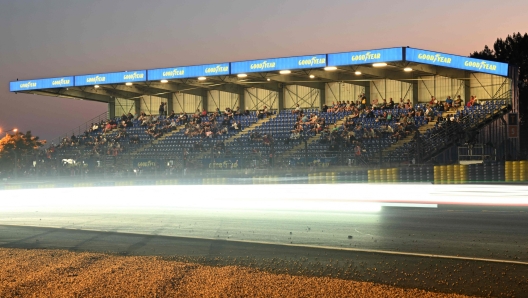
{"left": 9, "top": 46, "right": 520, "bottom": 178}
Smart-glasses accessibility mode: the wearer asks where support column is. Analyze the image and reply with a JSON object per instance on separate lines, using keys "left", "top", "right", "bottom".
{"left": 364, "top": 84, "right": 371, "bottom": 106}
{"left": 238, "top": 87, "right": 245, "bottom": 113}
{"left": 412, "top": 82, "right": 419, "bottom": 106}
{"left": 278, "top": 86, "right": 285, "bottom": 111}
{"left": 108, "top": 97, "right": 115, "bottom": 119}
{"left": 167, "top": 93, "right": 174, "bottom": 114}
{"left": 134, "top": 98, "right": 141, "bottom": 116}
{"left": 319, "top": 86, "right": 325, "bottom": 111}
{"left": 201, "top": 89, "right": 209, "bottom": 112}
{"left": 464, "top": 73, "right": 471, "bottom": 105}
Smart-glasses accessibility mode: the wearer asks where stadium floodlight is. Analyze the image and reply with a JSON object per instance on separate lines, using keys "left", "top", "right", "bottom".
{"left": 197, "top": 76, "right": 207, "bottom": 81}
{"left": 94, "top": 85, "right": 100, "bottom": 88}
{"left": 160, "top": 79, "right": 168, "bottom": 83}
{"left": 279, "top": 70, "right": 291, "bottom": 75}
{"left": 237, "top": 74, "right": 247, "bottom": 78}
{"left": 404, "top": 67, "right": 413, "bottom": 72}
{"left": 125, "top": 82, "right": 133, "bottom": 86}
{"left": 324, "top": 66, "right": 337, "bottom": 71}
{"left": 372, "top": 63, "right": 387, "bottom": 67}
{"left": 355, "top": 71, "right": 362, "bottom": 75}
{"left": 267, "top": 78, "right": 271, "bottom": 81}
{"left": 309, "top": 74, "right": 315, "bottom": 79}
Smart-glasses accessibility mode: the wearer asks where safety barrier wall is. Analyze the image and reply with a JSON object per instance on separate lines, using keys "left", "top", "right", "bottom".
{"left": 1, "top": 162, "right": 527, "bottom": 190}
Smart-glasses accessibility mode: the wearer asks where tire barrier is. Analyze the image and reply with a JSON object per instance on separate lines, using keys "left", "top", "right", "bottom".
{"left": 505, "top": 161, "right": 528, "bottom": 182}
{"left": 367, "top": 168, "right": 400, "bottom": 183}
{"left": 521, "top": 160, "right": 527, "bottom": 181}
{"left": 390, "top": 168, "right": 399, "bottom": 183}
{"left": 505, "top": 161, "right": 513, "bottom": 182}
{"left": 434, "top": 165, "right": 468, "bottom": 184}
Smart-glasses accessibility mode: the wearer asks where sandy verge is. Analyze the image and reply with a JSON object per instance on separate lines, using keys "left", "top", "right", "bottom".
{"left": 0, "top": 248, "right": 474, "bottom": 298}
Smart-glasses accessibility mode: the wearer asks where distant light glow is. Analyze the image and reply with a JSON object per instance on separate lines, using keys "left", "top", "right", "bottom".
{"left": 94, "top": 85, "right": 100, "bottom": 88}
{"left": 197, "top": 76, "right": 206, "bottom": 81}
{"left": 267, "top": 78, "right": 271, "bottom": 81}
{"left": 125, "top": 82, "right": 133, "bottom": 86}
{"left": 279, "top": 70, "right": 291, "bottom": 75}
{"left": 373, "top": 63, "right": 387, "bottom": 67}
{"left": 0, "top": 185, "right": 384, "bottom": 213}
{"left": 404, "top": 67, "right": 413, "bottom": 72}
{"left": 324, "top": 66, "right": 337, "bottom": 71}
{"left": 309, "top": 74, "right": 315, "bottom": 79}
{"left": 160, "top": 79, "right": 168, "bottom": 83}
{"left": 237, "top": 74, "right": 247, "bottom": 78}
{"left": 355, "top": 71, "right": 362, "bottom": 75}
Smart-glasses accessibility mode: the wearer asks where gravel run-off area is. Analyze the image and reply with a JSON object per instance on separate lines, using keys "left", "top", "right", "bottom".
{"left": 0, "top": 248, "right": 476, "bottom": 298}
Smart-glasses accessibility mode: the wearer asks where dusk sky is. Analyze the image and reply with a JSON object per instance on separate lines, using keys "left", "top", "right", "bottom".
{"left": 1, "top": 0, "right": 527, "bottom": 143}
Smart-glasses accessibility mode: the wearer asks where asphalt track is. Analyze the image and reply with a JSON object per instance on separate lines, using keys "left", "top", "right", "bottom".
{"left": 1, "top": 185, "right": 528, "bottom": 296}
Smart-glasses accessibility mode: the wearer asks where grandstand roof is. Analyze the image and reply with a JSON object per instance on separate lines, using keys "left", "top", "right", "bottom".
{"left": 9, "top": 47, "right": 511, "bottom": 103}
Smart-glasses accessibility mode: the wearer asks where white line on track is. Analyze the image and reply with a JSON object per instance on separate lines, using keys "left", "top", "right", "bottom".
{"left": 4, "top": 224, "right": 527, "bottom": 266}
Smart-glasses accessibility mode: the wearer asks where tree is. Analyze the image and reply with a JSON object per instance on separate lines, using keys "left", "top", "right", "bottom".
{"left": 470, "top": 32, "right": 528, "bottom": 156}
{"left": 0, "top": 131, "right": 46, "bottom": 177}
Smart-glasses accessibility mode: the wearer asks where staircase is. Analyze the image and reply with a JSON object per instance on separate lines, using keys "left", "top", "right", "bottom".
{"left": 277, "top": 114, "right": 350, "bottom": 162}
{"left": 191, "top": 114, "right": 278, "bottom": 160}
{"left": 130, "top": 124, "right": 186, "bottom": 156}
{"left": 381, "top": 110, "right": 456, "bottom": 158}
{"left": 420, "top": 101, "right": 510, "bottom": 162}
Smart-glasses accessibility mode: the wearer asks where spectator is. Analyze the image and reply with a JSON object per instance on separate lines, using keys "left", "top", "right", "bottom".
{"left": 257, "top": 106, "right": 270, "bottom": 119}
{"left": 454, "top": 95, "right": 462, "bottom": 109}
{"left": 429, "top": 96, "right": 437, "bottom": 105}
{"left": 445, "top": 96, "right": 453, "bottom": 108}
{"left": 467, "top": 96, "right": 475, "bottom": 107}
{"left": 159, "top": 102, "right": 166, "bottom": 116}
{"left": 293, "top": 104, "right": 301, "bottom": 114}
{"left": 388, "top": 98, "right": 395, "bottom": 109}
{"left": 425, "top": 105, "right": 435, "bottom": 122}
{"left": 231, "top": 121, "right": 240, "bottom": 131}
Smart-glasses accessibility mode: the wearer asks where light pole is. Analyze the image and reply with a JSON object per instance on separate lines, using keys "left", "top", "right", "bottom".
{"left": 0, "top": 128, "right": 18, "bottom": 134}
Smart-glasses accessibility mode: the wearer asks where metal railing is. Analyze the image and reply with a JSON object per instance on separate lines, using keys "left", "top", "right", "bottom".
{"left": 49, "top": 111, "right": 109, "bottom": 147}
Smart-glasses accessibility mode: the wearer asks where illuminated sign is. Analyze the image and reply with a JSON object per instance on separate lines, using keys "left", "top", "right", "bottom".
{"left": 231, "top": 54, "right": 327, "bottom": 74}
{"left": 74, "top": 70, "right": 146, "bottom": 86}
{"left": 9, "top": 76, "right": 74, "bottom": 92}
{"left": 134, "top": 159, "right": 159, "bottom": 168}
{"left": 148, "top": 63, "right": 230, "bottom": 81}
{"left": 406, "top": 48, "right": 509, "bottom": 76}
{"left": 202, "top": 158, "right": 239, "bottom": 169}
{"left": 327, "top": 47, "right": 403, "bottom": 66}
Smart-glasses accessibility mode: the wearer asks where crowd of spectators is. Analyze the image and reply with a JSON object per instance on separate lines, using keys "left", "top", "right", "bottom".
{"left": 38, "top": 95, "right": 472, "bottom": 171}
{"left": 182, "top": 107, "right": 242, "bottom": 139}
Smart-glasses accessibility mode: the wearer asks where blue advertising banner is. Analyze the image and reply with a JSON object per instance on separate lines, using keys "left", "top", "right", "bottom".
{"left": 202, "top": 158, "right": 240, "bottom": 169}
{"left": 327, "top": 47, "right": 403, "bottom": 67}
{"left": 75, "top": 70, "right": 147, "bottom": 86}
{"left": 10, "top": 76, "right": 74, "bottom": 92}
{"left": 148, "top": 63, "right": 230, "bottom": 81}
{"left": 406, "top": 48, "right": 509, "bottom": 76}
{"left": 231, "top": 54, "right": 327, "bottom": 74}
